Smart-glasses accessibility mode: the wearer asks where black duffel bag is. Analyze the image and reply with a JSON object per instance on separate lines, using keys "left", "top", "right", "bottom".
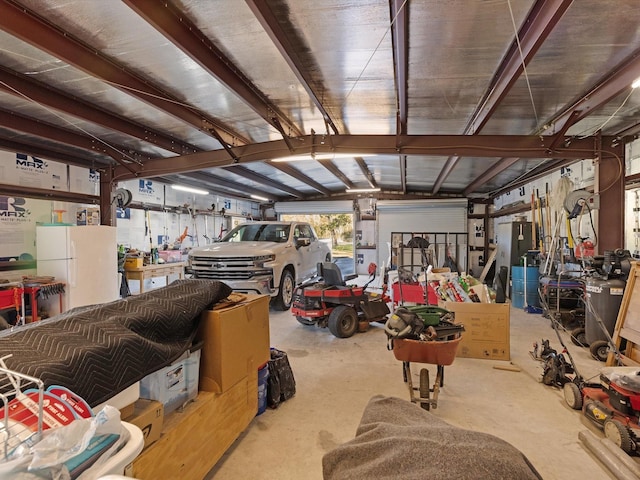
{"left": 267, "top": 348, "right": 296, "bottom": 408}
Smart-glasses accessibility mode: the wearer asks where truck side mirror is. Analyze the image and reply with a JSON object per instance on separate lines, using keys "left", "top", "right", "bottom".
{"left": 296, "top": 237, "right": 311, "bottom": 248}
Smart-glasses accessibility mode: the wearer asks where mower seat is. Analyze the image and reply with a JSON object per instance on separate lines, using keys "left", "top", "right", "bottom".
{"left": 317, "top": 262, "right": 357, "bottom": 287}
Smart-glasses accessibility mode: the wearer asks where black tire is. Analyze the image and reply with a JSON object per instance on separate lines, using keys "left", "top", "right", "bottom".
{"left": 327, "top": 305, "right": 359, "bottom": 338}
{"left": 419, "top": 368, "right": 431, "bottom": 411}
{"left": 590, "top": 340, "right": 609, "bottom": 362}
{"left": 295, "top": 316, "right": 316, "bottom": 326}
{"left": 563, "top": 382, "right": 583, "bottom": 410}
{"left": 570, "top": 327, "right": 589, "bottom": 347}
{"left": 272, "top": 269, "right": 295, "bottom": 311}
{"left": 604, "top": 419, "right": 633, "bottom": 453}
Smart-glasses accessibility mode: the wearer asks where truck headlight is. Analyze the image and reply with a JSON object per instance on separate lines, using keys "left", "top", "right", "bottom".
{"left": 254, "top": 254, "right": 276, "bottom": 265}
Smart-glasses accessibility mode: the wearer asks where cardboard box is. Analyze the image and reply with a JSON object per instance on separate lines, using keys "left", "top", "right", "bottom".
{"left": 196, "top": 294, "right": 270, "bottom": 393}
{"left": 125, "top": 257, "right": 144, "bottom": 269}
{"left": 139, "top": 348, "right": 201, "bottom": 414}
{"left": 119, "top": 401, "right": 135, "bottom": 420}
{"left": 124, "top": 399, "right": 164, "bottom": 450}
{"left": 442, "top": 301, "right": 510, "bottom": 361}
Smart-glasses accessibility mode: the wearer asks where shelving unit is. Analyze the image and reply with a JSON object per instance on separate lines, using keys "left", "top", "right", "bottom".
{"left": 354, "top": 213, "right": 377, "bottom": 275}
{"left": 390, "top": 231, "right": 468, "bottom": 275}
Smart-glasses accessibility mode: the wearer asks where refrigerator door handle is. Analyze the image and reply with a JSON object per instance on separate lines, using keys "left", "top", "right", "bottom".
{"left": 69, "top": 240, "right": 77, "bottom": 288}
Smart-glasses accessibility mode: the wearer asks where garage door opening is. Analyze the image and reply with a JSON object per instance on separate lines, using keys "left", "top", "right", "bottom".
{"left": 280, "top": 213, "right": 354, "bottom": 277}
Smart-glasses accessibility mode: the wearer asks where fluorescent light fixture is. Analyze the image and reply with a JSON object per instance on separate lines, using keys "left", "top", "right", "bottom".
{"left": 345, "top": 187, "right": 381, "bottom": 193}
{"left": 171, "top": 184, "right": 209, "bottom": 195}
{"left": 272, "top": 153, "right": 375, "bottom": 162}
{"left": 633, "top": 77, "right": 640, "bottom": 89}
{"left": 251, "top": 194, "right": 269, "bottom": 202}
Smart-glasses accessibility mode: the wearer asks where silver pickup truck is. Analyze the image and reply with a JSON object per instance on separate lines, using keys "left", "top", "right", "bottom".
{"left": 187, "top": 221, "right": 331, "bottom": 310}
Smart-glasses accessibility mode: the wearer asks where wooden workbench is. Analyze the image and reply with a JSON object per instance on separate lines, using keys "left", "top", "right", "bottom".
{"left": 124, "top": 262, "right": 185, "bottom": 293}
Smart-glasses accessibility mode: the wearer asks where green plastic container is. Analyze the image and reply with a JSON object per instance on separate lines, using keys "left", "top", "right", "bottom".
{"left": 406, "top": 305, "right": 451, "bottom": 326}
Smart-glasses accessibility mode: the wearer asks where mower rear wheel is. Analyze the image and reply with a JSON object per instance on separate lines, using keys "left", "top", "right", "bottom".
{"left": 419, "top": 368, "right": 431, "bottom": 411}
{"left": 604, "top": 419, "right": 633, "bottom": 453}
{"left": 328, "top": 305, "right": 358, "bottom": 338}
{"left": 589, "top": 340, "right": 609, "bottom": 362}
{"left": 563, "top": 382, "right": 583, "bottom": 410}
{"left": 570, "top": 327, "right": 588, "bottom": 347}
{"left": 296, "top": 316, "right": 316, "bottom": 326}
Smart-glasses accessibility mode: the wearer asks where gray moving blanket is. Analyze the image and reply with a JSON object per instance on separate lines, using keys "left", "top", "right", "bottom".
{"left": 0, "top": 279, "right": 232, "bottom": 406}
{"left": 323, "top": 395, "right": 542, "bottom": 480}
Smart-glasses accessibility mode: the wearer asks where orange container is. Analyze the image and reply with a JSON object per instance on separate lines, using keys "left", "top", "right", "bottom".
{"left": 392, "top": 335, "right": 462, "bottom": 365}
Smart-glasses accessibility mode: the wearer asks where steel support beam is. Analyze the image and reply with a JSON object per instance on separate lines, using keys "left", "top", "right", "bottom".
{"left": 113, "top": 134, "right": 616, "bottom": 181}
{"left": 597, "top": 143, "right": 625, "bottom": 251}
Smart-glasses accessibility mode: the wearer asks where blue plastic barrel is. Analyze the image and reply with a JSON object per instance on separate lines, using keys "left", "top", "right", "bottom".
{"left": 257, "top": 363, "right": 269, "bottom": 415}
{"left": 511, "top": 266, "right": 540, "bottom": 308}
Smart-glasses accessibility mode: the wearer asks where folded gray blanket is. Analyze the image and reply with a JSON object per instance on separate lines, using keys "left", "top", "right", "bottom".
{"left": 323, "top": 395, "right": 542, "bottom": 480}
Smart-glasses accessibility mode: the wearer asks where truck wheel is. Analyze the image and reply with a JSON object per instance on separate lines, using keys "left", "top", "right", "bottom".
{"left": 328, "top": 306, "right": 358, "bottom": 338}
{"left": 272, "top": 269, "right": 295, "bottom": 311}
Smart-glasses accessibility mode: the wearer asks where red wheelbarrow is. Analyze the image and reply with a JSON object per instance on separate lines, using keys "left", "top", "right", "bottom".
{"left": 391, "top": 327, "right": 463, "bottom": 411}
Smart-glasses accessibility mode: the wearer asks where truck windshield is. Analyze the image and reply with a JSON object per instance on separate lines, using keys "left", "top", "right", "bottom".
{"left": 223, "top": 224, "right": 291, "bottom": 243}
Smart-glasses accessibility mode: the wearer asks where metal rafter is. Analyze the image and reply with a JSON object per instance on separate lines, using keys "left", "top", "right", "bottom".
{"left": 268, "top": 162, "right": 332, "bottom": 196}
{"left": 246, "top": 0, "right": 339, "bottom": 135}
{"left": 0, "top": 108, "right": 147, "bottom": 172}
{"left": 0, "top": 66, "right": 200, "bottom": 156}
{"left": 0, "top": 136, "right": 109, "bottom": 169}
{"left": 221, "top": 165, "right": 304, "bottom": 198}
{"left": 543, "top": 45, "right": 640, "bottom": 135}
{"left": 124, "top": 0, "right": 303, "bottom": 139}
{"left": 0, "top": 0, "right": 249, "bottom": 153}
{"left": 390, "top": 0, "right": 409, "bottom": 136}
{"left": 246, "top": 1, "right": 378, "bottom": 188}
{"left": 161, "top": 173, "right": 275, "bottom": 202}
{"left": 434, "top": 0, "right": 572, "bottom": 194}
{"left": 465, "top": 44, "right": 640, "bottom": 195}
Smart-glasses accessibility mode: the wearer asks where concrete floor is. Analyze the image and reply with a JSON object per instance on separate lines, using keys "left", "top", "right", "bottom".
{"left": 205, "top": 298, "right": 621, "bottom": 480}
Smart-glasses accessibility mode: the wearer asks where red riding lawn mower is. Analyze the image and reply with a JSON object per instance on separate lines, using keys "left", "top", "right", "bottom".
{"left": 291, "top": 262, "right": 390, "bottom": 338}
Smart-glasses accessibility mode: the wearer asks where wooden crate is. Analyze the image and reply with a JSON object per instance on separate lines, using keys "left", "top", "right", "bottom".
{"left": 132, "top": 369, "right": 258, "bottom": 479}
{"left": 607, "top": 261, "right": 640, "bottom": 366}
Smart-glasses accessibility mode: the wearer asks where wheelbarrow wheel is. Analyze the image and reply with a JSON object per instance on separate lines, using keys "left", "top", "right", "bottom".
{"left": 570, "top": 327, "right": 588, "bottom": 347}
{"left": 419, "top": 368, "right": 431, "bottom": 411}
{"left": 328, "top": 305, "right": 358, "bottom": 338}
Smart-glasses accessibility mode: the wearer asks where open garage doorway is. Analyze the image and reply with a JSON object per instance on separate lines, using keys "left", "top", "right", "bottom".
{"left": 280, "top": 213, "right": 354, "bottom": 277}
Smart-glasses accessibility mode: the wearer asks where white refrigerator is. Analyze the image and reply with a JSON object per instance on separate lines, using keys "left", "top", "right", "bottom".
{"left": 36, "top": 225, "right": 119, "bottom": 313}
